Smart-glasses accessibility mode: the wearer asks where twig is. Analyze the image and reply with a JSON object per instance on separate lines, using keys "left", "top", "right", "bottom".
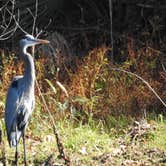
{"left": 1, "top": 0, "right": 15, "bottom": 34}
{"left": 5, "top": 8, "right": 28, "bottom": 35}
{"left": 109, "top": 67, "right": 166, "bottom": 109}
{"left": 29, "top": 1, "right": 70, "bottom": 164}
{"left": 26, "top": 0, "right": 38, "bottom": 36}
{"left": 0, "top": 124, "right": 2, "bottom": 144}
{"left": 33, "top": 0, "right": 38, "bottom": 36}
{"left": 137, "top": 3, "right": 166, "bottom": 9}
{"left": 36, "top": 81, "right": 71, "bottom": 166}
{"left": 43, "top": 154, "right": 54, "bottom": 166}
{"left": 34, "top": 47, "right": 70, "bottom": 165}
{"left": 0, "top": 0, "right": 18, "bottom": 40}
{"left": 108, "top": 0, "right": 114, "bottom": 62}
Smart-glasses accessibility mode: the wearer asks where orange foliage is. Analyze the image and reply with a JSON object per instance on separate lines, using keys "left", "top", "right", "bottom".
{"left": 0, "top": 41, "right": 165, "bottom": 119}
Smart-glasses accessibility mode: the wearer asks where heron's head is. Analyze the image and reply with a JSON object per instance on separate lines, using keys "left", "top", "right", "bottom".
{"left": 19, "top": 34, "right": 50, "bottom": 49}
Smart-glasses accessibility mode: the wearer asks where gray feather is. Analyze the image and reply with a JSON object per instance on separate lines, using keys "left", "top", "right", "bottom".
{"left": 5, "top": 75, "right": 34, "bottom": 147}
{"left": 5, "top": 35, "right": 48, "bottom": 151}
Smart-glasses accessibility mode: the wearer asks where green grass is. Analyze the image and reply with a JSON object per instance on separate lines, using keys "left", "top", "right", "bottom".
{"left": 0, "top": 111, "right": 166, "bottom": 165}
{"left": 147, "top": 118, "right": 166, "bottom": 151}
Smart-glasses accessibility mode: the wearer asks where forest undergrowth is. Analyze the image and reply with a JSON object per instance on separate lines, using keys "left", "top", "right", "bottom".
{"left": 0, "top": 39, "right": 166, "bottom": 165}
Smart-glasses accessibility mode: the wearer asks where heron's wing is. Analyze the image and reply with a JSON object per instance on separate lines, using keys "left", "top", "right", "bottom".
{"left": 5, "top": 76, "right": 23, "bottom": 146}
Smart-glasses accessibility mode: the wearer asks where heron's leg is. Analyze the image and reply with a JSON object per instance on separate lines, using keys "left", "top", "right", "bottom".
{"left": 15, "top": 126, "right": 18, "bottom": 166}
{"left": 22, "top": 130, "right": 27, "bottom": 166}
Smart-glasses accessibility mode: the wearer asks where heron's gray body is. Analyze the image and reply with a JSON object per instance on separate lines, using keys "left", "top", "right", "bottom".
{"left": 5, "top": 49, "right": 35, "bottom": 147}
{"left": 4, "top": 34, "right": 49, "bottom": 165}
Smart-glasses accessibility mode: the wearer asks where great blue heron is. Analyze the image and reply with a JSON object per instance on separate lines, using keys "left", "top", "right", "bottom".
{"left": 5, "top": 34, "right": 49, "bottom": 165}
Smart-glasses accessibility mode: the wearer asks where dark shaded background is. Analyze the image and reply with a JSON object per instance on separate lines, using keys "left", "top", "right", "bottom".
{"left": 0, "top": 0, "right": 166, "bottom": 57}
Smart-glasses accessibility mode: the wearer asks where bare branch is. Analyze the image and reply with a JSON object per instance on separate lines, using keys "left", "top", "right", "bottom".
{"left": 108, "top": 0, "right": 114, "bottom": 62}
{"left": 0, "top": 0, "right": 18, "bottom": 40}
{"left": 31, "top": 1, "right": 70, "bottom": 164}
{"left": 36, "top": 80, "right": 71, "bottom": 165}
{"left": 6, "top": 8, "right": 28, "bottom": 35}
{"left": 109, "top": 67, "right": 166, "bottom": 109}
{"left": 137, "top": 3, "right": 166, "bottom": 9}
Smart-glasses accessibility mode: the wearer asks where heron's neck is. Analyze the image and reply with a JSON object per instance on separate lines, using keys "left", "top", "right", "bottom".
{"left": 22, "top": 47, "right": 35, "bottom": 86}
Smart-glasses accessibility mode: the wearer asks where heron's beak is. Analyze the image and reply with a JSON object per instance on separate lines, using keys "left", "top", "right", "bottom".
{"left": 34, "top": 38, "right": 50, "bottom": 44}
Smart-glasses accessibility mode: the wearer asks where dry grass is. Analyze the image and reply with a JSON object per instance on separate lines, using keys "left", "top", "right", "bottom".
{"left": 0, "top": 42, "right": 165, "bottom": 120}
{"left": 0, "top": 113, "right": 166, "bottom": 165}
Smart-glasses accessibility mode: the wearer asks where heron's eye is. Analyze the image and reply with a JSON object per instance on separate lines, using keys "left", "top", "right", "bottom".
{"left": 22, "top": 37, "right": 28, "bottom": 41}
{"left": 22, "top": 35, "right": 30, "bottom": 40}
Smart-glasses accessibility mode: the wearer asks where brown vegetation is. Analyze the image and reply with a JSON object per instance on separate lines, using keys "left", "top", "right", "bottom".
{"left": 0, "top": 38, "right": 165, "bottom": 120}
{"left": 0, "top": 0, "right": 166, "bottom": 120}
